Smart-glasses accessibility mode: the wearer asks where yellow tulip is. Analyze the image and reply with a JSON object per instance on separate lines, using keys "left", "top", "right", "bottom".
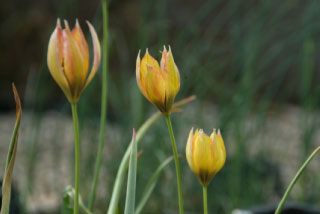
{"left": 186, "top": 128, "right": 226, "bottom": 186}
{"left": 47, "top": 19, "right": 101, "bottom": 103}
{"left": 136, "top": 46, "right": 180, "bottom": 114}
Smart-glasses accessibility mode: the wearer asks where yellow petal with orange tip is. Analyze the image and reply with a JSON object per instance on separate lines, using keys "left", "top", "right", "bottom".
{"left": 47, "top": 19, "right": 73, "bottom": 102}
{"left": 139, "top": 50, "right": 167, "bottom": 111}
{"left": 140, "top": 49, "right": 162, "bottom": 91}
{"left": 161, "top": 46, "right": 180, "bottom": 110}
{"left": 62, "top": 20, "right": 85, "bottom": 101}
{"left": 72, "top": 19, "right": 89, "bottom": 85}
{"left": 145, "top": 64, "right": 166, "bottom": 112}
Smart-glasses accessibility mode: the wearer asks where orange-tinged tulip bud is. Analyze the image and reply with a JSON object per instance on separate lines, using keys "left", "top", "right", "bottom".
{"left": 47, "top": 19, "right": 101, "bottom": 103}
{"left": 186, "top": 128, "right": 226, "bottom": 186}
{"left": 136, "top": 46, "right": 180, "bottom": 114}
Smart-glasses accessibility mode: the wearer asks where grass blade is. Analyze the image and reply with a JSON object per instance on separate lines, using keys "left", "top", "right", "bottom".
{"left": 275, "top": 146, "right": 320, "bottom": 214}
{"left": 135, "top": 156, "right": 174, "bottom": 214}
{"left": 124, "top": 129, "right": 137, "bottom": 214}
{"left": 1, "top": 83, "right": 22, "bottom": 214}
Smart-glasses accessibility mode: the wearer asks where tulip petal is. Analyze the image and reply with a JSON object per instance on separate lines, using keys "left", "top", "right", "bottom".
{"left": 212, "top": 129, "right": 226, "bottom": 174}
{"left": 161, "top": 46, "right": 180, "bottom": 110}
{"left": 72, "top": 19, "right": 89, "bottom": 84}
{"left": 82, "top": 21, "right": 101, "bottom": 91}
{"left": 193, "top": 131, "right": 215, "bottom": 175}
{"left": 146, "top": 64, "right": 166, "bottom": 111}
{"left": 139, "top": 50, "right": 167, "bottom": 111}
{"left": 62, "top": 20, "right": 85, "bottom": 100}
{"left": 136, "top": 50, "right": 149, "bottom": 98}
{"left": 47, "top": 19, "right": 73, "bottom": 102}
{"left": 186, "top": 128, "right": 195, "bottom": 172}
{"left": 140, "top": 50, "right": 162, "bottom": 92}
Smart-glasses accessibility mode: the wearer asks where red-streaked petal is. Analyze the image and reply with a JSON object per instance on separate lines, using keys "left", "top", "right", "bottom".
{"left": 62, "top": 20, "right": 84, "bottom": 100}
{"left": 72, "top": 19, "right": 89, "bottom": 84}
{"left": 47, "top": 19, "right": 73, "bottom": 102}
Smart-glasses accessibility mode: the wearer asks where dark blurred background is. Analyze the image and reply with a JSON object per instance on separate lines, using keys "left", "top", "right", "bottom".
{"left": 1, "top": 0, "right": 320, "bottom": 213}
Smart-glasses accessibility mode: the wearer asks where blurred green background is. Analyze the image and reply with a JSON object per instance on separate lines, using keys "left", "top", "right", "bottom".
{"left": 1, "top": 0, "right": 320, "bottom": 213}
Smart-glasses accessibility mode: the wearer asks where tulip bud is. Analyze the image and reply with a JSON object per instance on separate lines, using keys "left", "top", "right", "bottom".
{"left": 186, "top": 128, "right": 226, "bottom": 186}
{"left": 47, "top": 19, "right": 101, "bottom": 103}
{"left": 136, "top": 46, "right": 180, "bottom": 114}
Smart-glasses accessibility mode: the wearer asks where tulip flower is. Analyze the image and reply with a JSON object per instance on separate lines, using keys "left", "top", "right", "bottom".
{"left": 186, "top": 128, "right": 226, "bottom": 186}
{"left": 47, "top": 19, "right": 101, "bottom": 103}
{"left": 136, "top": 46, "right": 180, "bottom": 114}
{"left": 136, "top": 46, "right": 183, "bottom": 212}
{"left": 47, "top": 18, "right": 101, "bottom": 214}
{"left": 186, "top": 128, "right": 226, "bottom": 214}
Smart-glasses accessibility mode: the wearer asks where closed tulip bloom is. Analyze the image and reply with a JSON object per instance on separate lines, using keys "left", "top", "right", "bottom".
{"left": 136, "top": 46, "right": 180, "bottom": 114}
{"left": 47, "top": 19, "right": 101, "bottom": 103}
{"left": 186, "top": 128, "right": 226, "bottom": 186}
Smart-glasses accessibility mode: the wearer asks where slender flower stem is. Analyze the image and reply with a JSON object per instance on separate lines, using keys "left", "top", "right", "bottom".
{"left": 202, "top": 186, "right": 208, "bottom": 214}
{"left": 165, "top": 115, "right": 184, "bottom": 214}
{"left": 71, "top": 103, "right": 80, "bottom": 214}
{"left": 88, "top": 0, "right": 109, "bottom": 211}
{"left": 275, "top": 146, "right": 320, "bottom": 214}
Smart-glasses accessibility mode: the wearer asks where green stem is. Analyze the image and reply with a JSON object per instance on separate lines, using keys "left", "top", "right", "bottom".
{"left": 203, "top": 186, "right": 207, "bottom": 214}
{"left": 88, "top": 0, "right": 109, "bottom": 211}
{"left": 71, "top": 103, "right": 80, "bottom": 214}
{"left": 165, "top": 115, "right": 184, "bottom": 214}
{"left": 275, "top": 146, "right": 320, "bottom": 214}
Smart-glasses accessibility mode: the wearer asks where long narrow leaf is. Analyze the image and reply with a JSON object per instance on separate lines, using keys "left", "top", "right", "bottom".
{"left": 1, "top": 84, "right": 22, "bottom": 214}
{"left": 275, "top": 146, "right": 320, "bottom": 214}
{"left": 107, "top": 95, "right": 195, "bottom": 214}
{"left": 124, "top": 129, "right": 137, "bottom": 214}
{"left": 135, "top": 156, "right": 174, "bottom": 214}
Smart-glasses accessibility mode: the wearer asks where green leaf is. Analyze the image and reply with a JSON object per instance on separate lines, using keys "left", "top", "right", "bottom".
{"left": 124, "top": 129, "right": 138, "bottom": 214}
{"left": 107, "top": 96, "right": 195, "bottom": 214}
{"left": 62, "top": 186, "right": 92, "bottom": 214}
{"left": 1, "top": 84, "right": 22, "bottom": 214}
{"left": 275, "top": 146, "right": 320, "bottom": 214}
{"left": 135, "top": 156, "right": 174, "bottom": 214}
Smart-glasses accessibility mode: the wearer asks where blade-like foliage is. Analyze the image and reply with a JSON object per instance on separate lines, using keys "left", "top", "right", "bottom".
{"left": 135, "top": 156, "right": 174, "bottom": 214}
{"left": 1, "top": 84, "right": 22, "bottom": 214}
{"left": 107, "top": 96, "right": 195, "bottom": 214}
{"left": 124, "top": 129, "right": 137, "bottom": 214}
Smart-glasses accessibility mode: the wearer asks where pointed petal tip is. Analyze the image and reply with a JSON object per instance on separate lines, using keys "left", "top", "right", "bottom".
{"left": 75, "top": 19, "right": 80, "bottom": 28}
{"left": 64, "top": 20, "right": 71, "bottom": 31}
{"left": 163, "top": 45, "right": 167, "bottom": 52}
{"left": 137, "top": 50, "right": 141, "bottom": 59}
{"left": 56, "top": 18, "right": 61, "bottom": 27}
